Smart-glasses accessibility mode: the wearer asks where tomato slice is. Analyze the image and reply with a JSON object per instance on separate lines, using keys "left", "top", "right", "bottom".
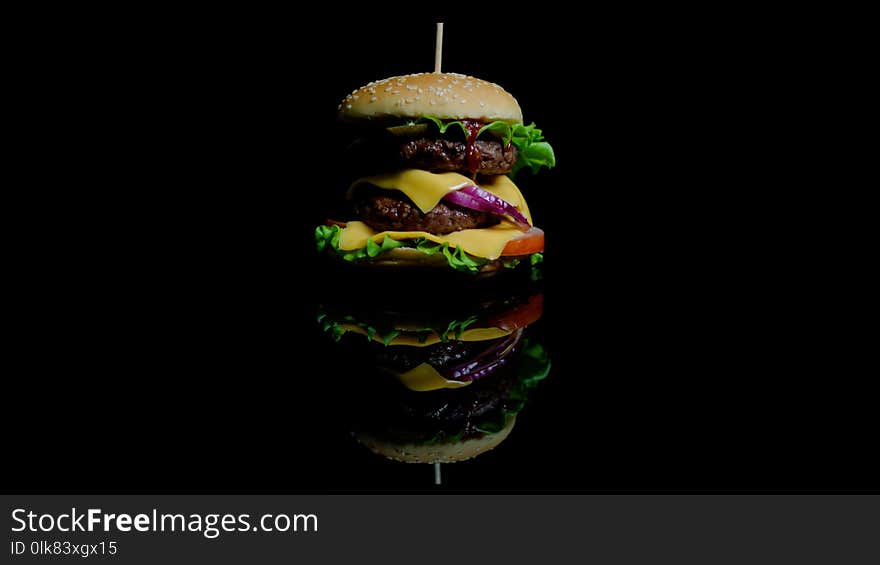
{"left": 501, "top": 227, "right": 544, "bottom": 256}
{"left": 488, "top": 294, "right": 544, "bottom": 331}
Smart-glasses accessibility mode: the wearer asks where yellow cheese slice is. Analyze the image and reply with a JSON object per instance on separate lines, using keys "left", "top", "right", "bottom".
{"left": 350, "top": 170, "right": 472, "bottom": 214}
{"left": 393, "top": 363, "right": 472, "bottom": 392}
{"left": 337, "top": 221, "right": 529, "bottom": 261}
{"left": 349, "top": 169, "right": 532, "bottom": 224}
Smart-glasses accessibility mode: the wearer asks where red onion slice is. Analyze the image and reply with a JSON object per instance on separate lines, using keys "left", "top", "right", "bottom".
{"left": 440, "top": 329, "right": 524, "bottom": 383}
{"left": 443, "top": 185, "right": 531, "bottom": 231}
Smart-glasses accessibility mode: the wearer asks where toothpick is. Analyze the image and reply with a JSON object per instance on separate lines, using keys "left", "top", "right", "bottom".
{"left": 434, "top": 23, "right": 444, "bottom": 73}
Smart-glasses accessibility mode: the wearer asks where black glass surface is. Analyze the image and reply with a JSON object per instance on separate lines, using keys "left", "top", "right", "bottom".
{"left": 8, "top": 16, "right": 872, "bottom": 493}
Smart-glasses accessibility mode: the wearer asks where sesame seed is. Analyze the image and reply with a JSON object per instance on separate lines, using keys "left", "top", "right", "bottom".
{"left": 370, "top": 95, "right": 377, "bottom": 102}
{"left": 405, "top": 85, "right": 417, "bottom": 90}
{"left": 460, "top": 99, "right": 467, "bottom": 103}
{"left": 429, "top": 100, "right": 436, "bottom": 105}
{"left": 392, "top": 90, "right": 400, "bottom": 95}
{"left": 479, "top": 101, "right": 485, "bottom": 107}
{"left": 352, "top": 94, "right": 359, "bottom": 100}
{"left": 385, "top": 86, "right": 393, "bottom": 92}
{"left": 346, "top": 104, "right": 352, "bottom": 109}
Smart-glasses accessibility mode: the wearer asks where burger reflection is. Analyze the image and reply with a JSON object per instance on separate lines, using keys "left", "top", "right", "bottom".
{"left": 317, "top": 284, "right": 549, "bottom": 466}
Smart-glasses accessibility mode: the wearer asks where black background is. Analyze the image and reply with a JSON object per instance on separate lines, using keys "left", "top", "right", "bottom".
{"left": 7, "top": 10, "right": 872, "bottom": 492}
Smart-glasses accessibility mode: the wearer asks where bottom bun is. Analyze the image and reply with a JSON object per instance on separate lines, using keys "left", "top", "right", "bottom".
{"left": 352, "top": 415, "right": 516, "bottom": 464}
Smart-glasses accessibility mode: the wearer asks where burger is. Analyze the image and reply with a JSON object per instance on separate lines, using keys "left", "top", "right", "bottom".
{"left": 315, "top": 72, "right": 555, "bottom": 276}
{"left": 351, "top": 337, "right": 549, "bottom": 464}
{"left": 318, "top": 279, "right": 549, "bottom": 463}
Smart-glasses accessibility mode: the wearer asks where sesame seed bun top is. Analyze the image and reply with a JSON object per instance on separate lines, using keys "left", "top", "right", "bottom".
{"left": 338, "top": 72, "right": 523, "bottom": 124}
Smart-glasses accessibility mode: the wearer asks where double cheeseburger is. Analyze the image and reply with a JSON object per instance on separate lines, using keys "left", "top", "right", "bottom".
{"left": 319, "top": 280, "right": 549, "bottom": 463}
{"left": 316, "top": 72, "right": 555, "bottom": 276}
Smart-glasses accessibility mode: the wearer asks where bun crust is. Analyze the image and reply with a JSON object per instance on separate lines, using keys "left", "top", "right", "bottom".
{"left": 339, "top": 73, "right": 523, "bottom": 124}
{"left": 354, "top": 416, "right": 516, "bottom": 463}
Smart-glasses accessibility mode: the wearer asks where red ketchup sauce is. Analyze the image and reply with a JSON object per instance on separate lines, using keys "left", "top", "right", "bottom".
{"left": 461, "top": 119, "right": 483, "bottom": 178}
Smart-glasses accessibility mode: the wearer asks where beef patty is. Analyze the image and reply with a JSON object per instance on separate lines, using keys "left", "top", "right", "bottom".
{"left": 354, "top": 189, "right": 498, "bottom": 234}
{"left": 348, "top": 136, "right": 518, "bottom": 176}
{"left": 399, "top": 137, "right": 517, "bottom": 175}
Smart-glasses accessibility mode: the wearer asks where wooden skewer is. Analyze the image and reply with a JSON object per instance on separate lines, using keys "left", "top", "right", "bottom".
{"left": 434, "top": 22, "right": 444, "bottom": 73}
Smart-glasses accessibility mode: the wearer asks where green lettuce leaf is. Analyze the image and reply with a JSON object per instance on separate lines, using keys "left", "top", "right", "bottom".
{"left": 316, "top": 224, "right": 542, "bottom": 274}
{"left": 317, "top": 307, "right": 480, "bottom": 345}
{"left": 416, "top": 117, "right": 556, "bottom": 177}
{"left": 507, "top": 341, "right": 551, "bottom": 404}
{"left": 509, "top": 124, "right": 556, "bottom": 177}
{"left": 316, "top": 309, "right": 390, "bottom": 344}
{"left": 443, "top": 315, "right": 479, "bottom": 340}
{"left": 315, "top": 224, "right": 341, "bottom": 253}
{"left": 316, "top": 224, "right": 404, "bottom": 263}
{"left": 413, "top": 238, "right": 485, "bottom": 273}
{"left": 418, "top": 115, "right": 469, "bottom": 139}
{"left": 478, "top": 121, "right": 514, "bottom": 145}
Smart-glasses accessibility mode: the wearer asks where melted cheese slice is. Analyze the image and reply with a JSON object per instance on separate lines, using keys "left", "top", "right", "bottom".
{"left": 393, "top": 363, "right": 472, "bottom": 392}
{"left": 341, "top": 170, "right": 533, "bottom": 260}
{"left": 338, "top": 324, "right": 511, "bottom": 347}
{"left": 350, "top": 170, "right": 532, "bottom": 223}
{"left": 337, "top": 222, "right": 526, "bottom": 261}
